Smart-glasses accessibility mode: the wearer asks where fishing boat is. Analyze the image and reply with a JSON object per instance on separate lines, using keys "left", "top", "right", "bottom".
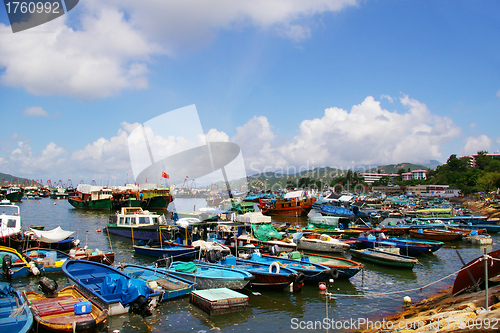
{"left": 62, "top": 259, "right": 162, "bottom": 316}
{"left": 140, "top": 188, "right": 172, "bottom": 210}
{"left": 22, "top": 279, "right": 107, "bottom": 332}
{"left": 22, "top": 248, "right": 71, "bottom": 274}
{"left": 133, "top": 242, "right": 196, "bottom": 259}
{"left": 244, "top": 252, "right": 337, "bottom": 282}
{"left": 452, "top": 249, "right": 500, "bottom": 295}
{"left": 0, "top": 204, "right": 24, "bottom": 249}
{"left": 278, "top": 251, "right": 363, "bottom": 279}
{"left": 119, "top": 264, "right": 196, "bottom": 301}
{"left": 296, "top": 233, "right": 351, "bottom": 253}
{"left": 408, "top": 229, "right": 462, "bottom": 242}
{"left": 0, "top": 246, "right": 37, "bottom": 278}
{"left": 70, "top": 247, "right": 115, "bottom": 265}
{"left": 106, "top": 207, "right": 169, "bottom": 242}
{"left": 68, "top": 185, "right": 113, "bottom": 210}
{"left": 26, "top": 226, "right": 80, "bottom": 251}
{"left": 197, "top": 256, "right": 304, "bottom": 291}
{"left": 350, "top": 248, "right": 419, "bottom": 268}
{"left": 237, "top": 221, "right": 298, "bottom": 253}
{"left": 385, "top": 236, "right": 444, "bottom": 253}
{"left": 153, "top": 261, "right": 254, "bottom": 290}
{"left": 0, "top": 282, "right": 33, "bottom": 332}
{"left": 258, "top": 191, "right": 316, "bottom": 216}
{"left": 356, "top": 234, "right": 433, "bottom": 256}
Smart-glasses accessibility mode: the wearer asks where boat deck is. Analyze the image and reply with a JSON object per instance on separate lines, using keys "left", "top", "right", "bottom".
{"left": 190, "top": 288, "right": 249, "bottom": 315}
{"left": 30, "top": 295, "right": 94, "bottom": 323}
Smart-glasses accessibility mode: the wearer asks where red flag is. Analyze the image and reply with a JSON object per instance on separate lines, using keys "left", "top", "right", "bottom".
{"left": 162, "top": 172, "right": 169, "bottom": 179}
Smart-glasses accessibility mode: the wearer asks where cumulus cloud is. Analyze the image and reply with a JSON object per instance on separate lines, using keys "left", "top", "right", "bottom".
{"left": 23, "top": 106, "right": 49, "bottom": 117}
{"left": 0, "top": 3, "right": 162, "bottom": 99}
{"left": 233, "top": 96, "right": 461, "bottom": 173}
{"left": 460, "top": 135, "right": 492, "bottom": 155}
{"left": 0, "top": 0, "right": 357, "bottom": 99}
{"left": 0, "top": 140, "right": 67, "bottom": 177}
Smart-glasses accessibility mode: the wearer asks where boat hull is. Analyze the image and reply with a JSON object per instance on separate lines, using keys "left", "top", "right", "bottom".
{"left": 299, "top": 252, "right": 363, "bottom": 279}
{"left": 0, "top": 283, "right": 33, "bottom": 333}
{"left": 452, "top": 249, "right": 500, "bottom": 295}
{"left": 351, "top": 249, "right": 418, "bottom": 268}
{"left": 68, "top": 197, "right": 113, "bottom": 211}
{"left": 23, "top": 286, "right": 107, "bottom": 333}
{"left": 133, "top": 244, "right": 196, "bottom": 259}
{"left": 297, "top": 238, "right": 350, "bottom": 253}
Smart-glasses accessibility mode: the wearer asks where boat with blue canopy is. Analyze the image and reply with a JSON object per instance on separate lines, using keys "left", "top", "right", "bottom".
{"left": 0, "top": 282, "right": 33, "bottom": 332}
{"left": 62, "top": 259, "right": 162, "bottom": 316}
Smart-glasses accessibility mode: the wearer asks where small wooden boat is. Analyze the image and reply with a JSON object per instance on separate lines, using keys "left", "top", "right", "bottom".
{"left": 70, "top": 247, "right": 115, "bottom": 265}
{"left": 62, "top": 259, "right": 162, "bottom": 316}
{"left": 200, "top": 256, "right": 304, "bottom": 291}
{"left": 153, "top": 261, "right": 254, "bottom": 290}
{"left": 245, "top": 252, "right": 336, "bottom": 282}
{"left": 445, "top": 225, "right": 487, "bottom": 235}
{"left": 0, "top": 245, "right": 36, "bottom": 278}
{"left": 408, "top": 229, "right": 462, "bottom": 242}
{"left": 297, "top": 234, "right": 351, "bottom": 253}
{"left": 350, "top": 248, "right": 419, "bottom": 268}
{"left": 133, "top": 242, "right": 196, "bottom": 259}
{"left": 386, "top": 237, "right": 444, "bottom": 253}
{"left": 356, "top": 235, "right": 432, "bottom": 256}
{"left": 119, "top": 264, "right": 196, "bottom": 301}
{"left": 279, "top": 251, "right": 363, "bottom": 279}
{"left": 27, "top": 226, "right": 79, "bottom": 250}
{"left": 237, "top": 234, "right": 298, "bottom": 253}
{"left": 23, "top": 248, "right": 71, "bottom": 274}
{"left": 23, "top": 283, "right": 107, "bottom": 332}
{"left": 452, "top": 249, "right": 500, "bottom": 295}
{"left": 0, "top": 282, "right": 33, "bottom": 332}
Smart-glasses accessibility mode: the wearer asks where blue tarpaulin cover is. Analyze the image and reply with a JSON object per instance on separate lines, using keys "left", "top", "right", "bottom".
{"left": 0, "top": 282, "right": 14, "bottom": 298}
{"left": 101, "top": 273, "right": 150, "bottom": 305}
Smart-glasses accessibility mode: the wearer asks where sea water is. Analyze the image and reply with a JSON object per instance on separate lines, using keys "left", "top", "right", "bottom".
{"left": 12, "top": 199, "right": 498, "bottom": 333}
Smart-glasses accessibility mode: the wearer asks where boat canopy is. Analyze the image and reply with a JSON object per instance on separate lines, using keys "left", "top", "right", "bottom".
{"left": 29, "top": 226, "right": 74, "bottom": 243}
{"left": 284, "top": 190, "right": 304, "bottom": 199}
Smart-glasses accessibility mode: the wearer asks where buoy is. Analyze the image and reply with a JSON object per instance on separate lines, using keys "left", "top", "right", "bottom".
{"left": 96, "top": 229, "right": 102, "bottom": 233}
{"left": 403, "top": 296, "right": 411, "bottom": 307}
{"left": 328, "top": 278, "right": 335, "bottom": 288}
{"left": 318, "top": 282, "right": 327, "bottom": 290}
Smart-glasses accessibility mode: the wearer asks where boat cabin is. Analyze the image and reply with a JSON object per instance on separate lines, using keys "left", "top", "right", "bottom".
{"left": 110, "top": 207, "right": 167, "bottom": 227}
{"left": 0, "top": 205, "right": 21, "bottom": 236}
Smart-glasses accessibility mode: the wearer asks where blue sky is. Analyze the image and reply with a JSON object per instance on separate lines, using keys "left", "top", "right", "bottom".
{"left": 0, "top": 0, "right": 499, "bottom": 186}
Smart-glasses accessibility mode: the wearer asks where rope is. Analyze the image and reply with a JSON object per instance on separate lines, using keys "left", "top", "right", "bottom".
{"left": 326, "top": 258, "right": 482, "bottom": 298}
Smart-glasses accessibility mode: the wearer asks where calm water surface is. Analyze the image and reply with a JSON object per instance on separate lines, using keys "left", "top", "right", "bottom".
{"left": 10, "top": 199, "right": 499, "bottom": 333}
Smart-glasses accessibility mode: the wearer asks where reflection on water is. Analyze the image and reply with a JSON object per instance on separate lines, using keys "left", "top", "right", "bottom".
{"left": 9, "top": 199, "right": 500, "bottom": 332}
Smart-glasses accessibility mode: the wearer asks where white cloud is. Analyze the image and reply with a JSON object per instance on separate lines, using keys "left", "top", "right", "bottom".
{"left": 23, "top": 106, "right": 49, "bottom": 117}
{"left": 1, "top": 140, "right": 67, "bottom": 177}
{"left": 0, "top": 0, "right": 358, "bottom": 98}
{"left": 460, "top": 135, "right": 492, "bottom": 155}
{"left": 381, "top": 94, "right": 394, "bottom": 103}
{"left": 205, "top": 129, "right": 229, "bottom": 143}
{"left": 233, "top": 96, "right": 461, "bottom": 172}
{"left": 0, "top": 4, "right": 162, "bottom": 99}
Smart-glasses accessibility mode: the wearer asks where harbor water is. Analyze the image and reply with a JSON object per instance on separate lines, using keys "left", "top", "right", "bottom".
{"left": 10, "top": 198, "right": 499, "bottom": 333}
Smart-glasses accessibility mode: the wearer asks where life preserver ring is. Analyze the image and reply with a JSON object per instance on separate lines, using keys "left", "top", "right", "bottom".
{"left": 269, "top": 262, "right": 280, "bottom": 274}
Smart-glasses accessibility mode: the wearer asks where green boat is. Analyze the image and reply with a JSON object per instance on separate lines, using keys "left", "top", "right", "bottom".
{"left": 350, "top": 248, "right": 418, "bottom": 269}
{"left": 68, "top": 186, "right": 114, "bottom": 210}
{"left": 140, "top": 188, "right": 172, "bottom": 210}
{"left": 3, "top": 187, "right": 23, "bottom": 202}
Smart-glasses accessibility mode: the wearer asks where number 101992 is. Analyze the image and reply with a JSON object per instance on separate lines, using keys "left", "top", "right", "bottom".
{"left": 5, "top": 2, "right": 60, "bottom": 14}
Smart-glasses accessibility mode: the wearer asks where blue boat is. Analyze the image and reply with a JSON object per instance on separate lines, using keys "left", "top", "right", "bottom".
{"left": 243, "top": 252, "right": 336, "bottom": 282}
{"left": 0, "top": 246, "right": 34, "bottom": 278}
{"left": 385, "top": 237, "right": 444, "bottom": 253}
{"left": 0, "top": 282, "right": 33, "bottom": 332}
{"left": 196, "top": 256, "right": 304, "bottom": 291}
{"left": 152, "top": 261, "right": 254, "bottom": 290}
{"left": 22, "top": 248, "right": 72, "bottom": 274}
{"left": 356, "top": 235, "right": 432, "bottom": 256}
{"left": 62, "top": 259, "right": 162, "bottom": 316}
{"left": 133, "top": 243, "right": 196, "bottom": 259}
{"left": 119, "top": 264, "right": 196, "bottom": 301}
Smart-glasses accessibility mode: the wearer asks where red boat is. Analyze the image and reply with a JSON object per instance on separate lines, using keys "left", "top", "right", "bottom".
{"left": 259, "top": 192, "right": 316, "bottom": 216}
{"left": 452, "top": 249, "right": 500, "bottom": 295}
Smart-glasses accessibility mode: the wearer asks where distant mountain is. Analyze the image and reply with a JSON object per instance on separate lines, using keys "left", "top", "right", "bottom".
{"left": 0, "top": 172, "right": 30, "bottom": 185}
{"left": 367, "top": 163, "right": 431, "bottom": 174}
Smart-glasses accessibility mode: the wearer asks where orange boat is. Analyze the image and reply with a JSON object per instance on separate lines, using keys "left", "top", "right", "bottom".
{"left": 452, "top": 249, "right": 500, "bottom": 295}
{"left": 259, "top": 191, "right": 316, "bottom": 216}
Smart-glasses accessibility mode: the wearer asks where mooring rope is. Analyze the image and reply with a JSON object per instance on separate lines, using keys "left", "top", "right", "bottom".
{"left": 326, "top": 257, "right": 482, "bottom": 298}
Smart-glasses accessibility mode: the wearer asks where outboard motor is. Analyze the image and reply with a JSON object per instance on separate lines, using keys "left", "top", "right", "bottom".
{"left": 128, "top": 295, "right": 152, "bottom": 317}
{"left": 2, "top": 255, "right": 12, "bottom": 278}
{"left": 38, "top": 276, "right": 58, "bottom": 297}
{"left": 156, "top": 255, "right": 172, "bottom": 268}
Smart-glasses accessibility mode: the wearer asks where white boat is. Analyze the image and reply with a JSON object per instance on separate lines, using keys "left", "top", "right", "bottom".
{"left": 0, "top": 204, "right": 24, "bottom": 248}
{"left": 297, "top": 234, "right": 351, "bottom": 253}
